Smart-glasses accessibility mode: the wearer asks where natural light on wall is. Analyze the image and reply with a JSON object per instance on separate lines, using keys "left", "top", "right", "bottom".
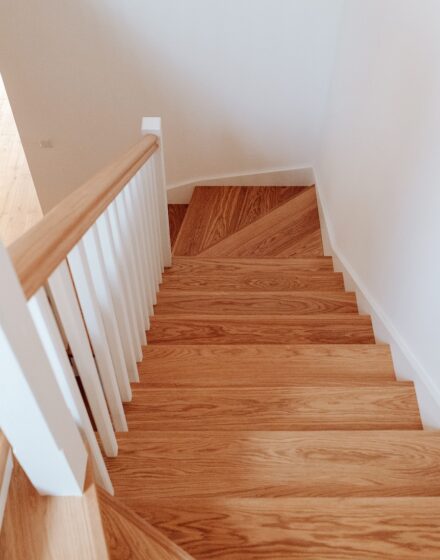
{"left": 0, "top": 73, "right": 42, "bottom": 245}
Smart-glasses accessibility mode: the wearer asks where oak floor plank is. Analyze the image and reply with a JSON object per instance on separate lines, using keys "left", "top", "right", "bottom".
{"left": 105, "top": 431, "right": 440, "bottom": 500}
{"left": 137, "top": 497, "right": 440, "bottom": 559}
{"left": 198, "top": 187, "right": 323, "bottom": 257}
{"left": 168, "top": 256, "right": 335, "bottom": 274}
{"left": 161, "top": 270, "right": 345, "bottom": 291}
{"left": 173, "top": 187, "right": 306, "bottom": 256}
{"left": 126, "top": 385, "right": 421, "bottom": 431}
{"left": 155, "top": 291, "right": 358, "bottom": 315}
{"left": 147, "top": 314, "right": 375, "bottom": 344}
{"left": 168, "top": 204, "right": 188, "bottom": 249}
{"left": 138, "top": 344, "right": 395, "bottom": 385}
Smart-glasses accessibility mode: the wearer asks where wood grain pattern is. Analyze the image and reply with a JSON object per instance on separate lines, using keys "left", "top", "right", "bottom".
{"left": 8, "top": 134, "right": 158, "bottom": 299}
{"left": 0, "top": 461, "right": 109, "bottom": 559}
{"left": 198, "top": 187, "right": 323, "bottom": 257}
{"left": 137, "top": 497, "right": 440, "bottom": 559}
{"left": 98, "top": 488, "right": 194, "bottom": 560}
{"left": 155, "top": 291, "right": 358, "bottom": 315}
{"left": 168, "top": 205, "right": 188, "bottom": 248}
{"left": 126, "top": 385, "right": 421, "bottom": 431}
{"left": 161, "top": 271, "right": 345, "bottom": 291}
{"left": 147, "top": 315, "right": 375, "bottom": 344}
{"left": 138, "top": 344, "right": 396, "bottom": 385}
{"left": 169, "top": 256, "right": 334, "bottom": 274}
{"left": 105, "top": 431, "right": 440, "bottom": 500}
{"left": 173, "top": 187, "right": 307, "bottom": 256}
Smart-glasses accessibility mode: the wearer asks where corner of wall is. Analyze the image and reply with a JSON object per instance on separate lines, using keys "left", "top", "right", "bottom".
{"left": 314, "top": 169, "right": 440, "bottom": 429}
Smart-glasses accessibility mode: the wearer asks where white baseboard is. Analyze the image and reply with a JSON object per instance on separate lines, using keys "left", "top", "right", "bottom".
{"left": 166, "top": 166, "right": 314, "bottom": 203}
{"left": 315, "top": 173, "right": 440, "bottom": 429}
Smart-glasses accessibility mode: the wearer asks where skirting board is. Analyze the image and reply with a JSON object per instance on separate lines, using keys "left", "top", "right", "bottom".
{"left": 166, "top": 166, "right": 314, "bottom": 203}
{"left": 315, "top": 173, "right": 440, "bottom": 429}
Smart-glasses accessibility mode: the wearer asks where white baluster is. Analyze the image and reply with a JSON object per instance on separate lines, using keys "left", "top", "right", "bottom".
{"left": 82, "top": 226, "right": 132, "bottom": 402}
{"left": 123, "top": 184, "right": 151, "bottom": 324}
{"left": 142, "top": 116, "right": 172, "bottom": 267}
{"left": 96, "top": 212, "right": 139, "bottom": 381}
{"left": 28, "top": 288, "right": 113, "bottom": 494}
{"left": 141, "top": 163, "right": 162, "bottom": 287}
{"left": 127, "top": 177, "right": 154, "bottom": 315}
{"left": 68, "top": 242, "right": 127, "bottom": 432}
{"left": 132, "top": 172, "right": 157, "bottom": 308}
{"left": 115, "top": 193, "right": 147, "bottom": 345}
{"left": 107, "top": 202, "right": 143, "bottom": 360}
{"left": 48, "top": 261, "right": 118, "bottom": 457}
{"left": 0, "top": 245, "right": 87, "bottom": 495}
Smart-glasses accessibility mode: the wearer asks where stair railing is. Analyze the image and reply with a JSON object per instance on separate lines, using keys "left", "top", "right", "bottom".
{"left": 0, "top": 118, "right": 171, "bottom": 496}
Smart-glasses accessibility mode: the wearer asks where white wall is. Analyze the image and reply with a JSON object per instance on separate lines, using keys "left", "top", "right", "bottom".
{"left": 0, "top": 0, "right": 343, "bottom": 211}
{"left": 316, "top": 0, "right": 440, "bottom": 426}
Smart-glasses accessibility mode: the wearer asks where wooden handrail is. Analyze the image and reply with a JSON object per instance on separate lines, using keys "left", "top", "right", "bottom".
{"left": 8, "top": 134, "right": 159, "bottom": 300}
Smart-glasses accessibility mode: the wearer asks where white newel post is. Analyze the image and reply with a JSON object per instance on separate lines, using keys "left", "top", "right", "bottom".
{"left": 141, "top": 116, "right": 172, "bottom": 267}
{"left": 0, "top": 244, "right": 87, "bottom": 496}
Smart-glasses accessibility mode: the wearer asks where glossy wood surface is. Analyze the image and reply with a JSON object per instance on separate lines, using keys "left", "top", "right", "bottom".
{"left": 106, "top": 431, "right": 440, "bottom": 500}
{"left": 126, "top": 385, "right": 421, "bottom": 431}
{"left": 173, "top": 186, "right": 307, "bottom": 256}
{"left": 138, "top": 344, "right": 395, "bottom": 385}
{"left": 139, "top": 497, "right": 440, "bottom": 559}
{"left": 148, "top": 314, "right": 375, "bottom": 344}
{"left": 198, "top": 187, "right": 323, "bottom": 257}
{"left": 0, "top": 462, "right": 109, "bottom": 559}
{"left": 155, "top": 290, "right": 358, "bottom": 315}
{"left": 98, "top": 488, "right": 194, "bottom": 560}
{"left": 161, "top": 271, "right": 345, "bottom": 291}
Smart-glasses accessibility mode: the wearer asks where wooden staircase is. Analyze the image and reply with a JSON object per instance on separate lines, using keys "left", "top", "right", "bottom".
{"left": 101, "top": 185, "right": 440, "bottom": 558}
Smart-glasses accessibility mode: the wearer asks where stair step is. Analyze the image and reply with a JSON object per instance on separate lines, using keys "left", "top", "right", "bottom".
{"left": 198, "top": 187, "right": 323, "bottom": 257}
{"left": 162, "top": 269, "right": 344, "bottom": 292}
{"left": 139, "top": 344, "right": 395, "bottom": 386}
{"left": 168, "top": 256, "right": 335, "bottom": 274}
{"left": 155, "top": 290, "right": 358, "bottom": 314}
{"left": 147, "top": 315, "right": 375, "bottom": 344}
{"left": 126, "top": 385, "right": 421, "bottom": 431}
{"left": 106, "top": 431, "right": 440, "bottom": 500}
{"left": 137, "top": 497, "right": 440, "bottom": 559}
{"left": 173, "top": 186, "right": 306, "bottom": 256}
{"left": 98, "top": 488, "right": 194, "bottom": 560}
{"left": 168, "top": 204, "right": 188, "bottom": 249}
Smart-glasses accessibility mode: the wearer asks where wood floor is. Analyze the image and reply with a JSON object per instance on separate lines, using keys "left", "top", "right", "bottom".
{"left": 103, "top": 187, "right": 440, "bottom": 559}
{"left": 0, "top": 77, "right": 42, "bottom": 245}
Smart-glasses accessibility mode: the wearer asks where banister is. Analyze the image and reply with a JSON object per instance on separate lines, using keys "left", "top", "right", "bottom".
{"left": 8, "top": 134, "right": 159, "bottom": 300}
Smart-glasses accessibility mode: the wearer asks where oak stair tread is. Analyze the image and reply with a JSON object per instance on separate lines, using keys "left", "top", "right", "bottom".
{"left": 161, "top": 270, "right": 345, "bottom": 292}
{"left": 105, "top": 431, "right": 440, "bottom": 500}
{"left": 147, "top": 314, "right": 375, "bottom": 344}
{"left": 155, "top": 290, "right": 358, "bottom": 314}
{"left": 168, "top": 256, "right": 335, "bottom": 273}
{"left": 125, "top": 385, "right": 421, "bottom": 431}
{"left": 98, "top": 488, "right": 194, "bottom": 560}
{"left": 136, "top": 497, "right": 440, "bottom": 559}
{"left": 138, "top": 344, "right": 395, "bottom": 385}
{"left": 173, "top": 186, "right": 307, "bottom": 256}
{"left": 198, "top": 187, "right": 323, "bottom": 257}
